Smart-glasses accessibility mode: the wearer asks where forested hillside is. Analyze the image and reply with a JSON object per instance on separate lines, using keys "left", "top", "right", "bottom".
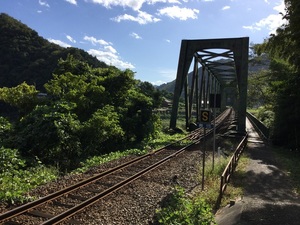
{"left": 0, "top": 13, "right": 166, "bottom": 202}
{"left": 0, "top": 14, "right": 163, "bottom": 171}
{"left": 0, "top": 13, "right": 108, "bottom": 91}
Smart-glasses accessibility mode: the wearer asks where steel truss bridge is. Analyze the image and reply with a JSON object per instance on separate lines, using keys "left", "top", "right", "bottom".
{"left": 170, "top": 37, "right": 249, "bottom": 134}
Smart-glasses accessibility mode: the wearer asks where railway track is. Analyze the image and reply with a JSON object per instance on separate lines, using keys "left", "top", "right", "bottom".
{"left": 0, "top": 108, "right": 232, "bottom": 225}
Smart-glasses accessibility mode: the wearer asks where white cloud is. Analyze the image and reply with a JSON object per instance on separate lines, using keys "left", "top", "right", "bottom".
{"left": 65, "top": 0, "right": 77, "bottom": 5}
{"left": 112, "top": 10, "right": 161, "bottom": 24}
{"left": 66, "top": 35, "right": 76, "bottom": 43}
{"left": 87, "top": 49, "right": 135, "bottom": 69}
{"left": 87, "top": 0, "right": 197, "bottom": 23}
{"left": 104, "top": 45, "right": 117, "bottom": 54}
{"left": 86, "top": 0, "right": 181, "bottom": 11}
{"left": 243, "top": 0, "right": 286, "bottom": 35}
{"left": 48, "top": 38, "right": 71, "bottom": 48}
{"left": 86, "top": 0, "right": 144, "bottom": 11}
{"left": 222, "top": 6, "right": 230, "bottom": 10}
{"left": 273, "top": 0, "right": 285, "bottom": 13}
{"left": 157, "top": 6, "right": 199, "bottom": 20}
{"left": 147, "top": 0, "right": 181, "bottom": 4}
{"left": 130, "top": 32, "right": 142, "bottom": 39}
{"left": 39, "top": 0, "right": 50, "bottom": 7}
{"left": 165, "top": 39, "right": 171, "bottom": 43}
{"left": 83, "top": 36, "right": 111, "bottom": 46}
{"left": 83, "top": 35, "right": 134, "bottom": 69}
{"left": 151, "top": 80, "right": 166, "bottom": 86}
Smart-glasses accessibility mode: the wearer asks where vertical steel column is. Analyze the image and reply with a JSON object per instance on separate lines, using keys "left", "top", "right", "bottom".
{"left": 234, "top": 38, "right": 249, "bottom": 133}
{"left": 184, "top": 74, "right": 189, "bottom": 129}
{"left": 199, "top": 66, "right": 205, "bottom": 110}
{"left": 188, "top": 56, "right": 198, "bottom": 125}
{"left": 195, "top": 60, "right": 199, "bottom": 123}
{"left": 170, "top": 37, "right": 249, "bottom": 132}
{"left": 212, "top": 76, "right": 217, "bottom": 170}
{"left": 170, "top": 40, "right": 194, "bottom": 130}
{"left": 201, "top": 67, "right": 206, "bottom": 108}
{"left": 204, "top": 71, "right": 210, "bottom": 109}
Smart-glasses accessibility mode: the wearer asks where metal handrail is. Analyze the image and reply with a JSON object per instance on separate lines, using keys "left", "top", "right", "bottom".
{"left": 215, "top": 133, "right": 248, "bottom": 208}
{"left": 246, "top": 112, "right": 269, "bottom": 139}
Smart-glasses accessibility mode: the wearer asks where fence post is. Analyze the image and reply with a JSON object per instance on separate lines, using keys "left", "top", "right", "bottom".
{"left": 215, "top": 134, "right": 248, "bottom": 209}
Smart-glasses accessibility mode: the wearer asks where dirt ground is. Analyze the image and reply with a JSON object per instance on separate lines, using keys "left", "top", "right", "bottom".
{"left": 215, "top": 119, "right": 300, "bottom": 225}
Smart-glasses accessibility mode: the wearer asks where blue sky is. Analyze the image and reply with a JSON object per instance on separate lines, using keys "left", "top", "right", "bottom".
{"left": 1, "top": 0, "right": 285, "bottom": 85}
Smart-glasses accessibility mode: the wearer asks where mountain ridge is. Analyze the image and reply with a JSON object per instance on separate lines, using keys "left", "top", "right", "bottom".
{"left": 0, "top": 13, "right": 108, "bottom": 91}
{"left": 157, "top": 54, "right": 270, "bottom": 93}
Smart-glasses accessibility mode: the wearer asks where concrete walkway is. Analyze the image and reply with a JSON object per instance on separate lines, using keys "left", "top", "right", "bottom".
{"left": 215, "top": 119, "right": 300, "bottom": 225}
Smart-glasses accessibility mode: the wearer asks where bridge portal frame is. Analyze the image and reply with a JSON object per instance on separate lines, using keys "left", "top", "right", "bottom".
{"left": 170, "top": 37, "right": 249, "bottom": 133}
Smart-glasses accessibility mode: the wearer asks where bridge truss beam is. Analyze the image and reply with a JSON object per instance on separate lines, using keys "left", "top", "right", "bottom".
{"left": 170, "top": 37, "right": 249, "bottom": 133}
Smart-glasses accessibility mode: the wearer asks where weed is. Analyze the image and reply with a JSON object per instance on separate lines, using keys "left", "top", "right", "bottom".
{"left": 155, "top": 186, "right": 216, "bottom": 225}
{"left": 72, "top": 148, "right": 147, "bottom": 174}
{"left": 273, "top": 148, "right": 300, "bottom": 194}
{"left": 0, "top": 147, "right": 58, "bottom": 203}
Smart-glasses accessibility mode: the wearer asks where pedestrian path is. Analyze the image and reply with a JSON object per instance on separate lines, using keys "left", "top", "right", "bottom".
{"left": 215, "top": 118, "right": 300, "bottom": 225}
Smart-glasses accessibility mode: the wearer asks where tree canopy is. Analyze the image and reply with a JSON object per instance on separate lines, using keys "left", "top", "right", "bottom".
{"left": 0, "top": 55, "right": 162, "bottom": 170}
{"left": 251, "top": 0, "right": 300, "bottom": 149}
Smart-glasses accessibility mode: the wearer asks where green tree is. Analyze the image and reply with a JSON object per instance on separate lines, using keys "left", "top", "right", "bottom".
{"left": 45, "top": 56, "right": 107, "bottom": 121}
{"left": 253, "top": 0, "right": 300, "bottom": 148}
{"left": 247, "top": 70, "right": 273, "bottom": 108}
{"left": 138, "top": 81, "right": 163, "bottom": 109}
{"left": 13, "top": 102, "right": 81, "bottom": 169}
{"left": 53, "top": 54, "right": 92, "bottom": 76}
{"left": 46, "top": 56, "right": 160, "bottom": 144}
{"left": 121, "top": 89, "right": 160, "bottom": 143}
{"left": 1, "top": 53, "right": 164, "bottom": 171}
{"left": 94, "top": 67, "right": 137, "bottom": 108}
{"left": 0, "top": 117, "right": 12, "bottom": 146}
{"left": 0, "top": 82, "right": 39, "bottom": 116}
{"left": 80, "top": 105, "right": 124, "bottom": 155}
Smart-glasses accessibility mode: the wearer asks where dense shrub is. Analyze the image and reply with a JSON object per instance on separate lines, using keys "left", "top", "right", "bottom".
{"left": 13, "top": 102, "right": 81, "bottom": 168}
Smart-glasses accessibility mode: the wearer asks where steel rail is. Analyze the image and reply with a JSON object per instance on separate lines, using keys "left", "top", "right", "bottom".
{"left": 42, "top": 141, "right": 196, "bottom": 225}
{"left": 0, "top": 146, "right": 174, "bottom": 222}
{"left": 45, "top": 109, "right": 232, "bottom": 224}
{"left": 0, "top": 108, "right": 232, "bottom": 224}
{"left": 0, "top": 136, "right": 195, "bottom": 222}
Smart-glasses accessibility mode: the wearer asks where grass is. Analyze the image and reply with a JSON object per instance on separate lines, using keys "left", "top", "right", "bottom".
{"left": 155, "top": 186, "right": 216, "bottom": 225}
{"left": 0, "top": 147, "right": 59, "bottom": 203}
{"left": 0, "top": 111, "right": 249, "bottom": 212}
{"left": 159, "top": 111, "right": 187, "bottom": 132}
{"left": 72, "top": 130, "right": 187, "bottom": 174}
{"left": 0, "top": 164, "right": 59, "bottom": 204}
{"left": 196, "top": 143, "right": 300, "bottom": 211}
{"left": 0, "top": 124, "right": 187, "bottom": 203}
{"left": 273, "top": 148, "right": 300, "bottom": 194}
{"left": 220, "top": 153, "right": 249, "bottom": 206}
{"left": 193, "top": 153, "right": 248, "bottom": 209}
{"left": 72, "top": 148, "right": 147, "bottom": 174}
{"left": 155, "top": 138, "right": 250, "bottom": 225}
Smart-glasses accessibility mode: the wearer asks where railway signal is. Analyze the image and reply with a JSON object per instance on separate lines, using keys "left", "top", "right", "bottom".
{"left": 200, "top": 109, "right": 211, "bottom": 124}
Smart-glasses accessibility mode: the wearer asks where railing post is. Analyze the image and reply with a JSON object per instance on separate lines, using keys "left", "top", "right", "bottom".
{"left": 216, "top": 133, "right": 248, "bottom": 209}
